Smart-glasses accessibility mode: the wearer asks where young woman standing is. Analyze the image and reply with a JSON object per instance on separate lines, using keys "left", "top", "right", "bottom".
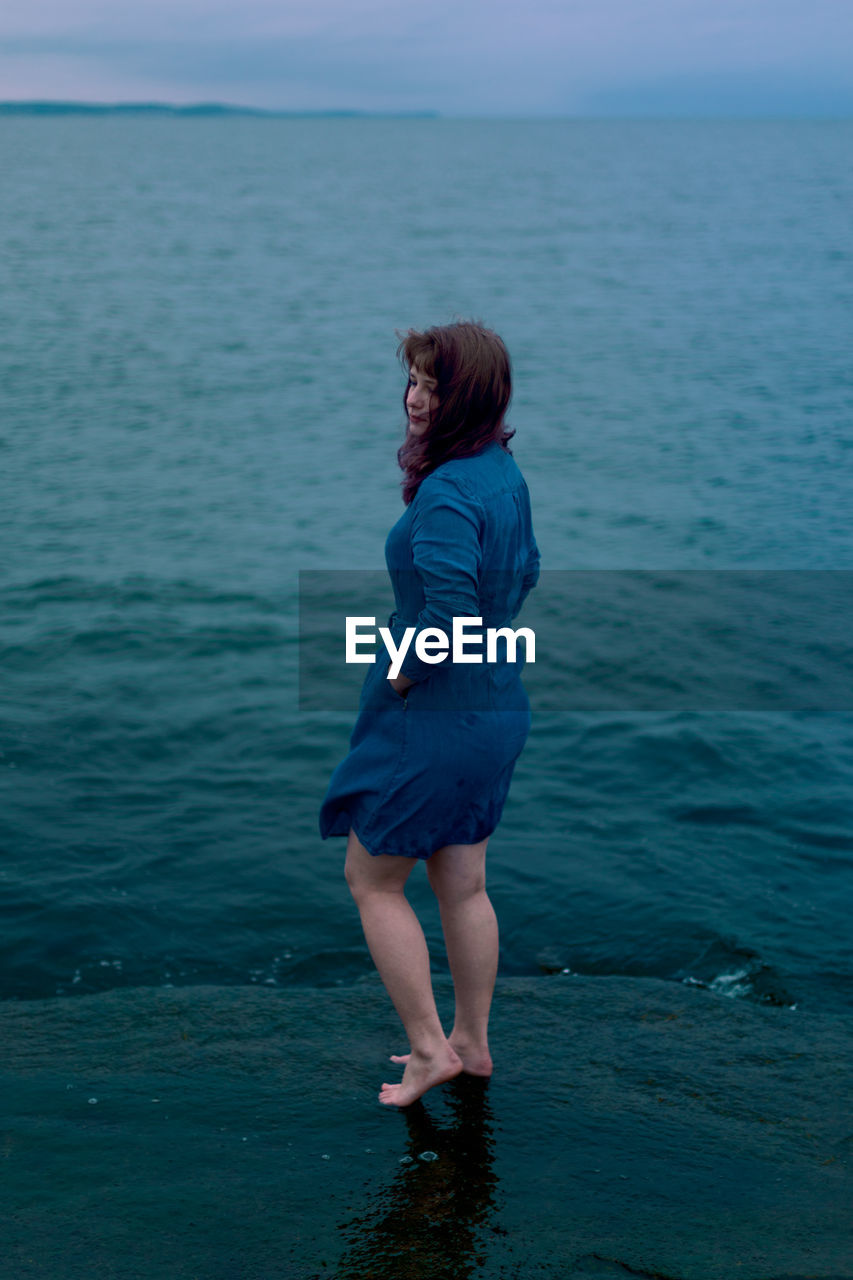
{"left": 320, "top": 321, "right": 539, "bottom": 1106}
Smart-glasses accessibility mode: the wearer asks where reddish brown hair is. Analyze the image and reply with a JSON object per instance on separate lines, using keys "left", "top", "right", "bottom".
{"left": 396, "top": 321, "right": 515, "bottom": 504}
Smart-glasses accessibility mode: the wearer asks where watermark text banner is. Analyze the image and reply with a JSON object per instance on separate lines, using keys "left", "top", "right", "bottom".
{"left": 298, "top": 570, "right": 852, "bottom": 712}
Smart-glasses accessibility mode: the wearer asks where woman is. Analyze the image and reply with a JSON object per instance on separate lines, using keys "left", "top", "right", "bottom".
{"left": 319, "top": 321, "right": 539, "bottom": 1107}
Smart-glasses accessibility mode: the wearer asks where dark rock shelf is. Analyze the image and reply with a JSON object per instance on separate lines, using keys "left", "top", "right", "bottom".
{"left": 2, "top": 975, "right": 850, "bottom": 1278}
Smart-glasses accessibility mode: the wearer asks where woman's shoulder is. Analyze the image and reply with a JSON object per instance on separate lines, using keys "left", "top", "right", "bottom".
{"left": 421, "top": 442, "right": 525, "bottom": 502}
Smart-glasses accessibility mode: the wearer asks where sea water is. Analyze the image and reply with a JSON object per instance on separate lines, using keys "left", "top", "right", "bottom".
{"left": 3, "top": 113, "right": 853, "bottom": 1279}
{"left": 2, "top": 117, "right": 851, "bottom": 1012}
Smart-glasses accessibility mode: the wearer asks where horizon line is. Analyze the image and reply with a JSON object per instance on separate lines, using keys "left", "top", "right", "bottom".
{"left": 1, "top": 100, "right": 851, "bottom": 121}
{"left": 0, "top": 100, "right": 437, "bottom": 118}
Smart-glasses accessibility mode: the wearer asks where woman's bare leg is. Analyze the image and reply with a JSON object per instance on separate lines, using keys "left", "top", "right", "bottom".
{"left": 344, "top": 829, "right": 462, "bottom": 1106}
{"left": 391, "top": 838, "right": 496, "bottom": 1077}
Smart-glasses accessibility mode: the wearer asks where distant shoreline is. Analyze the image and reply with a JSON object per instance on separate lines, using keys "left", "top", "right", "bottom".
{"left": 2, "top": 102, "right": 850, "bottom": 121}
{"left": 0, "top": 101, "right": 439, "bottom": 118}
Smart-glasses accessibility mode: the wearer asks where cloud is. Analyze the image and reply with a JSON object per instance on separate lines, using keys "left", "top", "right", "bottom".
{"left": 1, "top": 0, "right": 851, "bottom": 114}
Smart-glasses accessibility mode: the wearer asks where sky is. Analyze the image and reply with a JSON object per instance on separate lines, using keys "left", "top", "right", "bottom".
{"left": 1, "top": 0, "right": 852, "bottom": 116}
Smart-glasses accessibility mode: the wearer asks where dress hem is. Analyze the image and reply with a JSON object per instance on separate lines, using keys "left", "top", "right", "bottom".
{"left": 320, "top": 816, "right": 499, "bottom": 861}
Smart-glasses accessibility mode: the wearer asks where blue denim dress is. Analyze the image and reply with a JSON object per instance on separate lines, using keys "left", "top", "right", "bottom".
{"left": 319, "top": 440, "right": 540, "bottom": 859}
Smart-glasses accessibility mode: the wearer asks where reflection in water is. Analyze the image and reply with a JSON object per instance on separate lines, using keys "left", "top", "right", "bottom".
{"left": 335, "top": 1076, "right": 500, "bottom": 1279}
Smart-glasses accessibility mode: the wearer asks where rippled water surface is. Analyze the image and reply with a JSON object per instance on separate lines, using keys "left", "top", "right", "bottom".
{"left": 2, "top": 117, "right": 852, "bottom": 1016}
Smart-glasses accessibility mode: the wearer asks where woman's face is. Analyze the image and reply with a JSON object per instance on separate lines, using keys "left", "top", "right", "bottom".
{"left": 406, "top": 364, "right": 438, "bottom": 437}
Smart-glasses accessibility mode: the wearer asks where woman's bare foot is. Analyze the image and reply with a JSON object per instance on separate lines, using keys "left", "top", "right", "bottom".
{"left": 391, "top": 1034, "right": 492, "bottom": 1079}
{"left": 380, "top": 1044, "right": 463, "bottom": 1107}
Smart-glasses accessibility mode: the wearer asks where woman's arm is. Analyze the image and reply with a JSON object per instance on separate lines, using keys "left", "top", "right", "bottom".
{"left": 396, "top": 474, "right": 483, "bottom": 685}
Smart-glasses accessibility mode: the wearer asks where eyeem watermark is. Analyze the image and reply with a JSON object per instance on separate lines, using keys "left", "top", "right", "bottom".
{"left": 346, "top": 617, "right": 536, "bottom": 679}
{"left": 299, "top": 569, "right": 853, "bottom": 711}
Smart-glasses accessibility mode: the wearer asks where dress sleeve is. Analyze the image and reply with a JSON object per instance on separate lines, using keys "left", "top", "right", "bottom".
{"left": 515, "top": 535, "right": 541, "bottom": 616}
{"left": 398, "top": 474, "right": 483, "bottom": 682}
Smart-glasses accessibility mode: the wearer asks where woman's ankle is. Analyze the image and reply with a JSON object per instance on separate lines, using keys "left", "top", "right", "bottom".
{"left": 448, "top": 1028, "right": 492, "bottom": 1072}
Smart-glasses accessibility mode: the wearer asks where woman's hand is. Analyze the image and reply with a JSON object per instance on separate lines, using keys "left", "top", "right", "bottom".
{"left": 390, "top": 673, "right": 414, "bottom": 698}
